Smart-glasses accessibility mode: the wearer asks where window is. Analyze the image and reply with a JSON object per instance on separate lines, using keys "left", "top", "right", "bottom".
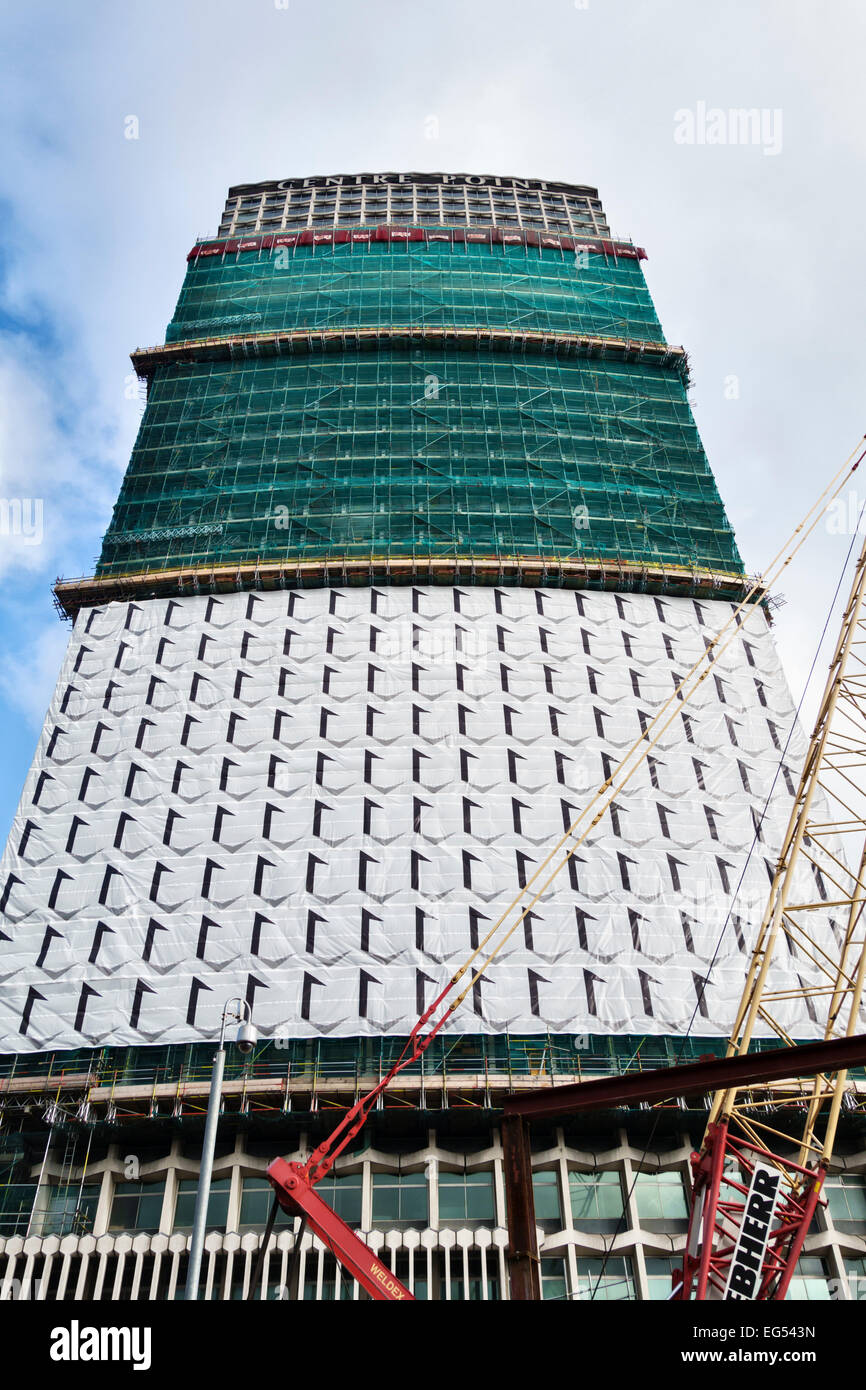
{"left": 316, "top": 1172, "right": 363, "bottom": 1226}
{"left": 40, "top": 1183, "right": 101, "bottom": 1237}
{"left": 532, "top": 1169, "right": 562, "bottom": 1224}
{"left": 173, "top": 1178, "right": 230, "bottom": 1231}
{"left": 569, "top": 1171, "right": 624, "bottom": 1231}
{"left": 540, "top": 1257, "right": 569, "bottom": 1301}
{"left": 110, "top": 1180, "right": 165, "bottom": 1233}
{"left": 438, "top": 1171, "right": 495, "bottom": 1225}
{"left": 239, "top": 1177, "right": 292, "bottom": 1230}
{"left": 825, "top": 1175, "right": 866, "bottom": 1230}
{"left": 0, "top": 1182, "right": 37, "bottom": 1235}
{"left": 633, "top": 1171, "right": 689, "bottom": 1229}
{"left": 786, "top": 1257, "right": 832, "bottom": 1301}
{"left": 575, "top": 1256, "right": 634, "bottom": 1301}
{"left": 645, "top": 1256, "right": 683, "bottom": 1300}
{"left": 843, "top": 1256, "right": 866, "bottom": 1300}
{"left": 371, "top": 1171, "right": 427, "bottom": 1227}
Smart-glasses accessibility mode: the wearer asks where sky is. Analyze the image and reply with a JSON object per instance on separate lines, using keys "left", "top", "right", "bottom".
{"left": 0, "top": 0, "right": 864, "bottom": 841}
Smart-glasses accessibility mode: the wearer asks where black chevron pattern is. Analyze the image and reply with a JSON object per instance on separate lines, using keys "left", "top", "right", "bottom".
{"left": 0, "top": 586, "right": 843, "bottom": 1049}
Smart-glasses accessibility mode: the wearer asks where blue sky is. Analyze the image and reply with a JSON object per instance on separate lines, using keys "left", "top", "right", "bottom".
{"left": 0, "top": 0, "right": 864, "bottom": 840}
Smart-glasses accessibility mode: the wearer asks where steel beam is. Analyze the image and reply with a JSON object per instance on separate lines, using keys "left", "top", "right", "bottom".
{"left": 503, "top": 1033, "right": 866, "bottom": 1121}
{"left": 501, "top": 1113, "right": 542, "bottom": 1301}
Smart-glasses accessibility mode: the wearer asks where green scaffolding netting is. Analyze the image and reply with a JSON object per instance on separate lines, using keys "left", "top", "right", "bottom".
{"left": 167, "top": 240, "right": 664, "bottom": 343}
{"left": 97, "top": 239, "right": 741, "bottom": 580}
{"left": 100, "top": 352, "right": 740, "bottom": 577}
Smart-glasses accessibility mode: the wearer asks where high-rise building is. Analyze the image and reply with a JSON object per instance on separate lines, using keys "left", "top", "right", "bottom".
{"left": 0, "top": 174, "right": 862, "bottom": 1303}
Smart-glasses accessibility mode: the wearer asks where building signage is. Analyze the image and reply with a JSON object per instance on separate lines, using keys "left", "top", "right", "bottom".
{"left": 228, "top": 172, "right": 599, "bottom": 197}
{"left": 723, "top": 1163, "right": 783, "bottom": 1300}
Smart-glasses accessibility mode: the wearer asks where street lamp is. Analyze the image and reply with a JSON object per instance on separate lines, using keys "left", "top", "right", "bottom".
{"left": 185, "top": 997, "right": 256, "bottom": 1300}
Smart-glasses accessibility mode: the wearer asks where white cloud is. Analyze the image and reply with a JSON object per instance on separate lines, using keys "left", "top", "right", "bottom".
{"left": 0, "top": 618, "right": 69, "bottom": 730}
{"left": 0, "top": 342, "right": 117, "bottom": 580}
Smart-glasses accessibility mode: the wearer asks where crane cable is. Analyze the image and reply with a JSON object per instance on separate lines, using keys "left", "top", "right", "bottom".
{"left": 441, "top": 438, "right": 866, "bottom": 1013}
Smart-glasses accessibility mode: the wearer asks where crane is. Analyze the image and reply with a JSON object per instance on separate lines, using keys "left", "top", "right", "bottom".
{"left": 677, "top": 524, "right": 866, "bottom": 1300}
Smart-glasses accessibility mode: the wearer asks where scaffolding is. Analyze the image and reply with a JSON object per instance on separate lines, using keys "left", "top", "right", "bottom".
{"left": 96, "top": 346, "right": 739, "bottom": 582}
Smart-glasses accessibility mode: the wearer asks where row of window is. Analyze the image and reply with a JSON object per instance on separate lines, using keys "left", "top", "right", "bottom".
{"left": 223, "top": 214, "right": 604, "bottom": 234}
{"left": 223, "top": 190, "right": 606, "bottom": 219}
{"left": 220, "top": 193, "right": 609, "bottom": 238}
{"left": 108, "top": 1170, "right": 486, "bottom": 1234}
{"left": 29, "top": 1170, "right": 866, "bottom": 1238}
{"left": 539, "top": 1255, "right": 866, "bottom": 1302}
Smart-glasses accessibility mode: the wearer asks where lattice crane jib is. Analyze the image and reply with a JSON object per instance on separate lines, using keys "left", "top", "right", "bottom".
{"left": 680, "top": 530, "right": 866, "bottom": 1301}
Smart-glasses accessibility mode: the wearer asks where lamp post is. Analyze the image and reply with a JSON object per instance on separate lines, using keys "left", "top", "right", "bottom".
{"left": 185, "top": 997, "right": 256, "bottom": 1300}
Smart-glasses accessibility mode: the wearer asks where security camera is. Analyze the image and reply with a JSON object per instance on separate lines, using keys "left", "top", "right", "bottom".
{"left": 236, "top": 1020, "right": 257, "bottom": 1054}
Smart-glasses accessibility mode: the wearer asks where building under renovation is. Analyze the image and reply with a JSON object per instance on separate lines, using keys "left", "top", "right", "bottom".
{"left": 1, "top": 172, "right": 865, "bottom": 1301}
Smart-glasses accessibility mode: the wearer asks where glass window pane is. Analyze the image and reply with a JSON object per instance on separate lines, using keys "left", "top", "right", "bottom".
{"left": 318, "top": 1173, "right": 363, "bottom": 1226}
{"left": 239, "top": 1177, "right": 291, "bottom": 1228}
{"left": 439, "top": 1172, "right": 494, "bottom": 1223}
{"left": 540, "top": 1257, "right": 568, "bottom": 1301}
{"left": 634, "top": 1172, "right": 689, "bottom": 1221}
{"left": 844, "top": 1257, "right": 866, "bottom": 1300}
{"left": 371, "top": 1181, "right": 400, "bottom": 1223}
{"left": 109, "top": 1181, "right": 165, "bottom": 1233}
{"left": 174, "top": 1177, "right": 230, "bottom": 1230}
{"left": 568, "top": 1171, "right": 623, "bottom": 1228}
{"left": 786, "top": 1257, "right": 832, "bottom": 1301}
{"left": 532, "top": 1170, "right": 561, "bottom": 1221}
{"left": 576, "top": 1257, "right": 634, "bottom": 1301}
{"left": 645, "top": 1257, "right": 682, "bottom": 1300}
{"left": 41, "top": 1183, "right": 101, "bottom": 1236}
{"left": 400, "top": 1173, "right": 428, "bottom": 1222}
{"left": 371, "top": 1172, "right": 428, "bottom": 1226}
{"left": 827, "top": 1176, "right": 866, "bottom": 1223}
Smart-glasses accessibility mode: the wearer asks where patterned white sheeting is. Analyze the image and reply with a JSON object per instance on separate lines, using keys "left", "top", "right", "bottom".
{"left": 0, "top": 586, "right": 845, "bottom": 1050}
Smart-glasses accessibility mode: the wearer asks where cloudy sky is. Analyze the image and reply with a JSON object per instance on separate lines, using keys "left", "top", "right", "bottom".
{"left": 0, "top": 0, "right": 864, "bottom": 839}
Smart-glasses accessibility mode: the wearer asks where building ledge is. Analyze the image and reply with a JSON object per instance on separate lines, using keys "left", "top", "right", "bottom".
{"left": 54, "top": 555, "right": 755, "bottom": 619}
{"left": 130, "top": 324, "right": 689, "bottom": 381}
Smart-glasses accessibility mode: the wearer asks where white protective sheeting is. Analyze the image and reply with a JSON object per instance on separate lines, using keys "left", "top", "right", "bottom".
{"left": 0, "top": 585, "right": 845, "bottom": 1050}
